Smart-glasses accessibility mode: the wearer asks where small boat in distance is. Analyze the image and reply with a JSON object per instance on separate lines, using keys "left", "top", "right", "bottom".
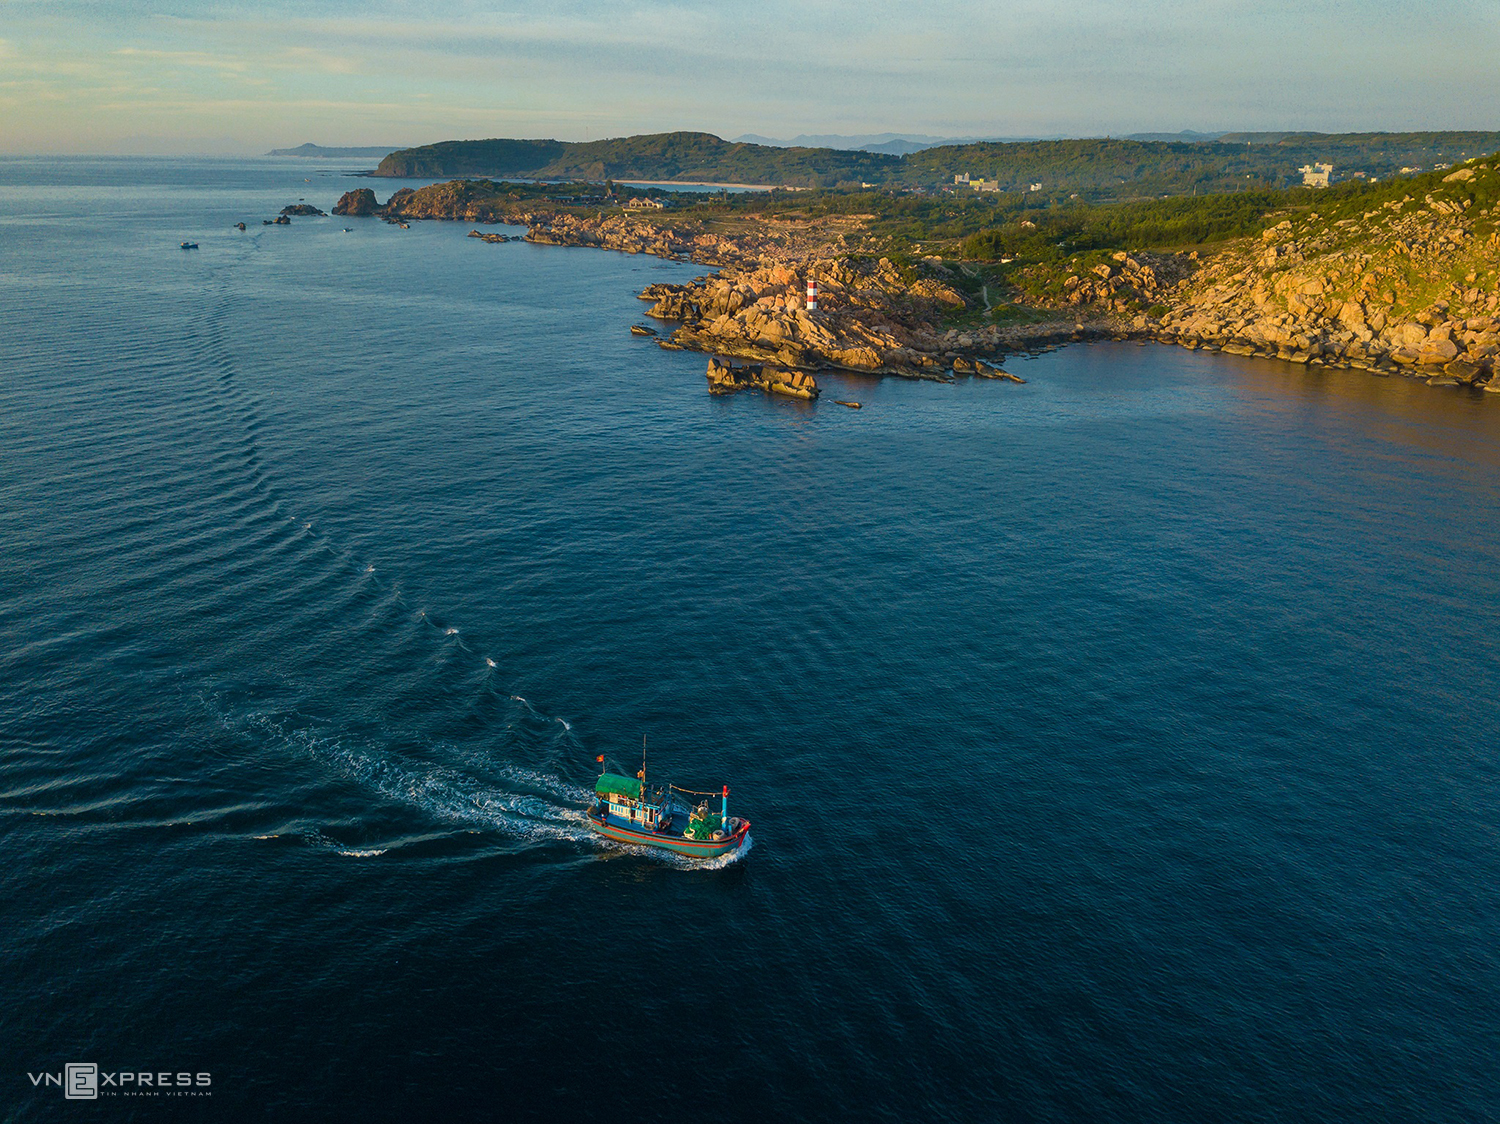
{"left": 588, "top": 751, "right": 749, "bottom": 859}
{"left": 180, "top": 241, "right": 198, "bottom": 250}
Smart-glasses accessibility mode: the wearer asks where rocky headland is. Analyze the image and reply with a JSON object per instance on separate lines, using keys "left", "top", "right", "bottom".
{"left": 333, "top": 183, "right": 1083, "bottom": 378}
{"left": 331, "top": 159, "right": 1500, "bottom": 393}
{"left": 1021, "top": 160, "right": 1500, "bottom": 390}
{"left": 639, "top": 260, "right": 1055, "bottom": 379}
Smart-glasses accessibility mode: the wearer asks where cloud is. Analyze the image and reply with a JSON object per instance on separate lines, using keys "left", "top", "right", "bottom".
{"left": 4, "top": 0, "right": 1500, "bottom": 153}
{"left": 114, "top": 47, "right": 247, "bottom": 74}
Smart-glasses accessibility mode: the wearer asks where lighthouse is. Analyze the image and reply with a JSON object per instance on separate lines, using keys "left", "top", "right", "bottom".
{"left": 806, "top": 278, "right": 818, "bottom": 312}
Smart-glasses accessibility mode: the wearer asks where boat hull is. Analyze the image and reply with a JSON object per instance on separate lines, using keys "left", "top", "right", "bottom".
{"left": 589, "top": 816, "right": 750, "bottom": 858}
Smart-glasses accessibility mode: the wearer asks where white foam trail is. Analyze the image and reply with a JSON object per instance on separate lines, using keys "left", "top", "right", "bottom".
{"left": 492, "top": 763, "right": 591, "bottom": 804}
{"left": 695, "top": 832, "right": 754, "bottom": 869}
{"left": 557, "top": 718, "right": 571, "bottom": 731}
{"left": 320, "top": 739, "right": 595, "bottom": 846}
{"left": 299, "top": 827, "right": 394, "bottom": 857}
{"left": 445, "top": 627, "right": 458, "bottom": 636}
{"left": 229, "top": 712, "right": 747, "bottom": 866}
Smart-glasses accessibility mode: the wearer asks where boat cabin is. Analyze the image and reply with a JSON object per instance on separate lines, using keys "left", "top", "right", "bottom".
{"left": 594, "top": 773, "right": 670, "bottom": 832}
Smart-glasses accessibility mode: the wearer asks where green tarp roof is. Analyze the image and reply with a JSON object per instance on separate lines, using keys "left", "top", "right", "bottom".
{"left": 596, "top": 773, "right": 642, "bottom": 800}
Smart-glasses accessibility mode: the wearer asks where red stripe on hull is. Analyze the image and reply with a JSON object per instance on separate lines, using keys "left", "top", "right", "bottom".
{"left": 589, "top": 818, "right": 750, "bottom": 858}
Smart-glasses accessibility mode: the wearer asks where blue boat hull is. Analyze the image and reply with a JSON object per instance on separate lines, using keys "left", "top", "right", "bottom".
{"left": 588, "top": 815, "right": 750, "bottom": 858}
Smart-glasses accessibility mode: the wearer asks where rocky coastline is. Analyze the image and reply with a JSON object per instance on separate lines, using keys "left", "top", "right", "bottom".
{"left": 1024, "top": 162, "right": 1500, "bottom": 391}
{"left": 334, "top": 184, "right": 1083, "bottom": 379}
{"left": 332, "top": 167, "right": 1500, "bottom": 393}
{"left": 638, "top": 261, "right": 1059, "bottom": 379}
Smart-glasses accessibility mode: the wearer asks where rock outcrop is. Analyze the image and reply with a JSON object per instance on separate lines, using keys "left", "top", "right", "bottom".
{"left": 1025, "top": 157, "right": 1500, "bottom": 390}
{"left": 643, "top": 257, "right": 1080, "bottom": 378}
{"left": 705, "top": 358, "right": 820, "bottom": 399}
{"left": 281, "top": 204, "right": 327, "bottom": 217}
{"left": 332, "top": 189, "right": 380, "bottom": 216}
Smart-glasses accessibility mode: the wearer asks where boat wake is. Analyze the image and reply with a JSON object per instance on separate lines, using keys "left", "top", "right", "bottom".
{"left": 222, "top": 708, "right": 596, "bottom": 852}
{"left": 316, "top": 733, "right": 596, "bottom": 846}
{"left": 162, "top": 238, "right": 746, "bottom": 872}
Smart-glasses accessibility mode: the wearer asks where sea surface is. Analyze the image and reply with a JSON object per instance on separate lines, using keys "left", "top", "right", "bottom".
{"left": 3, "top": 157, "right": 1499, "bottom": 1122}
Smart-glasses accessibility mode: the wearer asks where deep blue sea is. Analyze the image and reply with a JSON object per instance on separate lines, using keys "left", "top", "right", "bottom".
{"left": 3, "top": 157, "right": 1499, "bottom": 1122}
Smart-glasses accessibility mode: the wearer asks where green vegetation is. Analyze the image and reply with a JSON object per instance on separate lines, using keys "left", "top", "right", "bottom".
{"left": 376, "top": 132, "right": 894, "bottom": 188}
{"left": 384, "top": 152, "right": 1500, "bottom": 329}
{"left": 958, "top": 192, "right": 1290, "bottom": 260}
{"left": 900, "top": 138, "right": 1285, "bottom": 195}
{"left": 375, "top": 129, "right": 1500, "bottom": 201}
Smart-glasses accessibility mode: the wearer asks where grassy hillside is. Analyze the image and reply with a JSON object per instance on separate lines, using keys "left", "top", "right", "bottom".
{"left": 897, "top": 138, "right": 1287, "bottom": 194}
{"left": 374, "top": 130, "right": 1500, "bottom": 199}
{"left": 376, "top": 132, "right": 895, "bottom": 187}
{"left": 373, "top": 138, "right": 569, "bottom": 178}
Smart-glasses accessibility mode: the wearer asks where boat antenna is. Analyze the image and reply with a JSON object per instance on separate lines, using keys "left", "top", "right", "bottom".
{"left": 638, "top": 734, "right": 647, "bottom": 786}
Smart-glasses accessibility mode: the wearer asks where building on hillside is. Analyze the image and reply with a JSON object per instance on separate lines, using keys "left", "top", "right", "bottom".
{"left": 624, "top": 197, "right": 665, "bottom": 210}
{"left": 1299, "top": 162, "right": 1333, "bottom": 188}
{"left": 950, "top": 173, "right": 1000, "bottom": 192}
{"left": 1028, "top": 183, "right": 1042, "bottom": 192}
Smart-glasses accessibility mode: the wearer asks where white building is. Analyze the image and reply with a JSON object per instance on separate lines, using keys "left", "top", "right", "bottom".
{"left": 1299, "top": 163, "right": 1334, "bottom": 188}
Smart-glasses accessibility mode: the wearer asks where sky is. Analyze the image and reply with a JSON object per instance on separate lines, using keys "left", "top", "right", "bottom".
{"left": 2, "top": 0, "right": 1498, "bottom": 154}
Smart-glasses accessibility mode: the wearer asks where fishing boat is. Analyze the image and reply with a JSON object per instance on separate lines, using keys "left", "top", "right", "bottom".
{"left": 588, "top": 753, "right": 749, "bottom": 859}
{"left": 180, "top": 241, "right": 198, "bottom": 250}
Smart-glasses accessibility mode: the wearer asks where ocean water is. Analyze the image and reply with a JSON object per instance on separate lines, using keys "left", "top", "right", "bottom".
{"left": 2, "top": 157, "right": 1499, "bottom": 1122}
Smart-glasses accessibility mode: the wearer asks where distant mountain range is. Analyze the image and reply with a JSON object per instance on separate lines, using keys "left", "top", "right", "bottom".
{"left": 732, "top": 133, "right": 1050, "bottom": 154}
{"left": 732, "top": 131, "right": 1232, "bottom": 152}
{"left": 266, "top": 143, "right": 406, "bottom": 158}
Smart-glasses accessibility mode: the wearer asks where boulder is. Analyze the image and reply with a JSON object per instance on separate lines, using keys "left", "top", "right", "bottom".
{"left": 1393, "top": 323, "right": 1429, "bottom": 348}
{"left": 705, "top": 358, "right": 819, "bottom": 399}
{"left": 1336, "top": 300, "right": 1366, "bottom": 329}
{"left": 1443, "top": 358, "right": 1484, "bottom": 383}
{"left": 1418, "top": 338, "right": 1460, "bottom": 365}
{"left": 281, "top": 203, "right": 327, "bottom": 217}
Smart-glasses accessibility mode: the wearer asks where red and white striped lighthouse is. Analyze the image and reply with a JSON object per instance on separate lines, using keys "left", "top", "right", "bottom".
{"left": 806, "top": 278, "right": 818, "bottom": 312}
